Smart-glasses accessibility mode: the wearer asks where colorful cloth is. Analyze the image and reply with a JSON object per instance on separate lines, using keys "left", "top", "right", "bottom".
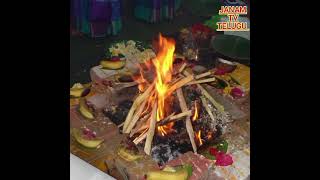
{"left": 70, "top": 0, "right": 122, "bottom": 38}
{"left": 220, "top": 0, "right": 247, "bottom": 6}
{"left": 134, "top": 0, "right": 181, "bottom": 23}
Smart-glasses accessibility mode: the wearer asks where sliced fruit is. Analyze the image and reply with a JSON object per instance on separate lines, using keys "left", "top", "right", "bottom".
{"left": 146, "top": 166, "right": 190, "bottom": 180}
{"left": 163, "top": 165, "right": 193, "bottom": 178}
{"left": 79, "top": 98, "right": 94, "bottom": 120}
{"left": 70, "top": 98, "right": 80, "bottom": 106}
{"left": 70, "top": 83, "right": 92, "bottom": 98}
{"left": 117, "top": 147, "right": 142, "bottom": 162}
{"left": 162, "top": 166, "right": 177, "bottom": 173}
{"left": 71, "top": 128, "right": 104, "bottom": 148}
{"left": 100, "top": 60, "right": 126, "bottom": 70}
{"left": 70, "top": 90, "right": 95, "bottom": 106}
{"left": 70, "top": 88, "right": 85, "bottom": 98}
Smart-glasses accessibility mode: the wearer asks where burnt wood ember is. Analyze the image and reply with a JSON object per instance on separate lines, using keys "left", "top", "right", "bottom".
{"left": 150, "top": 130, "right": 193, "bottom": 165}
{"left": 103, "top": 100, "right": 133, "bottom": 126}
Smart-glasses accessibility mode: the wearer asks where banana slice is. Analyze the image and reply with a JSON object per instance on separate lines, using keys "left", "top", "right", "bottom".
{"left": 79, "top": 98, "right": 94, "bottom": 120}
{"left": 117, "top": 147, "right": 142, "bottom": 162}
{"left": 100, "top": 60, "right": 126, "bottom": 70}
{"left": 146, "top": 169, "right": 188, "bottom": 180}
{"left": 71, "top": 128, "right": 104, "bottom": 148}
{"left": 147, "top": 165, "right": 193, "bottom": 180}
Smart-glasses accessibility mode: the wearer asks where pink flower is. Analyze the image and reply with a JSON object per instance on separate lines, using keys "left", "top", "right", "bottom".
{"left": 215, "top": 152, "right": 233, "bottom": 166}
{"left": 209, "top": 147, "right": 233, "bottom": 166}
{"left": 231, "top": 87, "right": 244, "bottom": 98}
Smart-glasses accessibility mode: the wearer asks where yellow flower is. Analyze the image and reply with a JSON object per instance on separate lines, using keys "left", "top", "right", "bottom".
{"left": 223, "top": 86, "right": 232, "bottom": 95}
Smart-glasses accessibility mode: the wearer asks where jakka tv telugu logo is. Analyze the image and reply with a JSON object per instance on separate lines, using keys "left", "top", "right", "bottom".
{"left": 216, "top": 5, "right": 249, "bottom": 31}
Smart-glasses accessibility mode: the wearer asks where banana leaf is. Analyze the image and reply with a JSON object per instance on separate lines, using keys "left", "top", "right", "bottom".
{"left": 210, "top": 34, "right": 250, "bottom": 61}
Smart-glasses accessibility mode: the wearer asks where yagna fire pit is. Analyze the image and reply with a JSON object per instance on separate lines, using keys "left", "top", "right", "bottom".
{"left": 71, "top": 34, "right": 250, "bottom": 180}
{"left": 101, "top": 34, "right": 233, "bottom": 164}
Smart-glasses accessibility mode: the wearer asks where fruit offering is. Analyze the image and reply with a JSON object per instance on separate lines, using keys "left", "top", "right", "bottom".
{"left": 71, "top": 128, "right": 104, "bottom": 148}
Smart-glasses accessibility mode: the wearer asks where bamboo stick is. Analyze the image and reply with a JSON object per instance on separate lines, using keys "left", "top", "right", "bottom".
{"left": 200, "top": 96, "right": 216, "bottom": 124}
{"left": 123, "top": 83, "right": 154, "bottom": 132}
{"left": 133, "top": 128, "right": 148, "bottom": 145}
{"left": 196, "top": 84, "right": 224, "bottom": 113}
{"left": 186, "top": 77, "right": 216, "bottom": 85}
{"left": 124, "top": 99, "right": 148, "bottom": 133}
{"left": 144, "top": 103, "right": 158, "bottom": 155}
{"left": 157, "top": 110, "right": 192, "bottom": 126}
{"left": 176, "top": 88, "right": 197, "bottom": 153}
{"left": 183, "top": 70, "right": 223, "bottom": 113}
{"left": 178, "top": 62, "right": 187, "bottom": 73}
{"left": 167, "top": 75, "right": 194, "bottom": 95}
{"left": 129, "top": 113, "right": 150, "bottom": 137}
{"left": 117, "top": 122, "right": 124, "bottom": 128}
{"left": 195, "top": 71, "right": 212, "bottom": 80}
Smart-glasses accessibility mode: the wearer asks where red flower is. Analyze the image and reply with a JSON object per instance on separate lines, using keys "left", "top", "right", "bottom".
{"left": 215, "top": 152, "right": 233, "bottom": 166}
{"left": 209, "top": 147, "right": 219, "bottom": 156}
{"left": 214, "top": 69, "right": 227, "bottom": 75}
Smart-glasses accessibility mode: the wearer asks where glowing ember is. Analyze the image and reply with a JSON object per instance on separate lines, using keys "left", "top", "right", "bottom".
{"left": 207, "top": 131, "right": 213, "bottom": 140}
{"left": 196, "top": 130, "right": 203, "bottom": 146}
{"left": 192, "top": 101, "right": 199, "bottom": 121}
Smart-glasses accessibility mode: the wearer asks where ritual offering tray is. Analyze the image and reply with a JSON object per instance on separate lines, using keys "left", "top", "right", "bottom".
{"left": 71, "top": 35, "right": 250, "bottom": 180}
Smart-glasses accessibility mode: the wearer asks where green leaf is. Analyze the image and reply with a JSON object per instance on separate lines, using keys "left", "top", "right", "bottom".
{"left": 217, "top": 140, "right": 228, "bottom": 153}
{"left": 183, "top": 164, "right": 193, "bottom": 179}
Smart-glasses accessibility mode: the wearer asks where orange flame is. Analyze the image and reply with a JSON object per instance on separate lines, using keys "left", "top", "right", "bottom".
{"left": 133, "top": 34, "right": 176, "bottom": 137}
{"left": 196, "top": 130, "right": 203, "bottom": 146}
{"left": 153, "top": 34, "right": 175, "bottom": 136}
{"left": 192, "top": 101, "right": 199, "bottom": 121}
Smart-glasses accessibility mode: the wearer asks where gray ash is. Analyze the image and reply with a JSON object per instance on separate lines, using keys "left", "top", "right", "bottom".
{"left": 151, "top": 144, "right": 183, "bottom": 166}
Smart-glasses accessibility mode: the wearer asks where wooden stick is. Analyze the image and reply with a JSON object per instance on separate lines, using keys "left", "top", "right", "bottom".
{"left": 200, "top": 96, "right": 216, "bottom": 124}
{"left": 123, "top": 83, "right": 154, "bottom": 132}
{"left": 167, "top": 75, "right": 194, "bottom": 95}
{"left": 129, "top": 113, "right": 150, "bottom": 137}
{"left": 196, "top": 84, "right": 224, "bottom": 113}
{"left": 117, "top": 122, "right": 124, "bottom": 128}
{"left": 176, "top": 88, "right": 197, "bottom": 153}
{"left": 157, "top": 110, "right": 192, "bottom": 126}
{"left": 184, "top": 70, "right": 223, "bottom": 112}
{"left": 178, "top": 62, "right": 187, "bottom": 73}
{"left": 195, "top": 71, "right": 212, "bottom": 80}
{"left": 124, "top": 99, "right": 148, "bottom": 133}
{"left": 157, "top": 112, "right": 175, "bottom": 124}
{"left": 144, "top": 103, "right": 158, "bottom": 155}
{"left": 133, "top": 128, "right": 148, "bottom": 145}
{"left": 186, "top": 77, "right": 216, "bottom": 85}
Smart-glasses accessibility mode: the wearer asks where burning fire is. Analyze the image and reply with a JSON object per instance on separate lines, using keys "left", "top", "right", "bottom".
{"left": 196, "top": 130, "right": 203, "bottom": 146}
{"left": 192, "top": 101, "right": 199, "bottom": 121}
{"left": 153, "top": 34, "right": 175, "bottom": 120}
{"left": 153, "top": 34, "right": 175, "bottom": 136}
{"left": 132, "top": 34, "right": 176, "bottom": 136}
